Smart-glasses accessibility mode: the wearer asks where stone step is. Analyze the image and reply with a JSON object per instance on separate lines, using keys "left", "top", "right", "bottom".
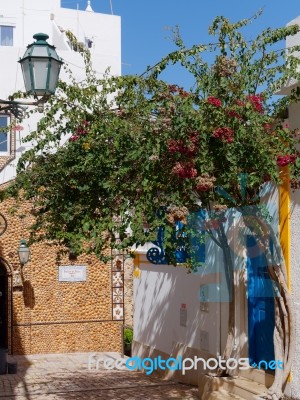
{"left": 207, "top": 389, "right": 245, "bottom": 400}
{"left": 199, "top": 374, "right": 268, "bottom": 400}
{"left": 221, "top": 376, "right": 268, "bottom": 400}
{"left": 239, "top": 367, "right": 274, "bottom": 387}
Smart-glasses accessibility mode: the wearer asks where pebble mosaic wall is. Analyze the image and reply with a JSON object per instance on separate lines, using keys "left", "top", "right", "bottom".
{"left": 0, "top": 195, "right": 124, "bottom": 355}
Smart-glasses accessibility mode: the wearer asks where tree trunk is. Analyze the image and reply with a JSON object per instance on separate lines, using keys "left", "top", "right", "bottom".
{"left": 244, "top": 214, "right": 295, "bottom": 400}
{"left": 209, "top": 223, "right": 236, "bottom": 376}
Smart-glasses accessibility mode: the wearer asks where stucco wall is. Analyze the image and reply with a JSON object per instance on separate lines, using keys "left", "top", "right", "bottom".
{"left": 289, "top": 187, "right": 300, "bottom": 399}
{"left": 133, "top": 189, "right": 281, "bottom": 386}
{"left": 289, "top": 99, "right": 300, "bottom": 399}
{"left": 133, "top": 236, "right": 228, "bottom": 360}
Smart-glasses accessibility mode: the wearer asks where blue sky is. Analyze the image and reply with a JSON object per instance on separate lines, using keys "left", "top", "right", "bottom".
{"left": 61, "top": 1, "right": 300, "bottom": 88}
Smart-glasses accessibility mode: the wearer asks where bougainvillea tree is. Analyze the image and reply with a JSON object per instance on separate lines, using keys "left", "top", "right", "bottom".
{"left": 5, "top": 13, "right": 300, "bottom": 399}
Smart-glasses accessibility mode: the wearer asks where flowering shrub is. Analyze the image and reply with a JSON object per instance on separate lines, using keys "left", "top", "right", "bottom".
{"left": 212, "top": 127, "right": 234, "bottom": 143}
{"left": 207, "top": 96, "right": 222, "bottom": 107}
{"left": 7, "top": 13, "right": 300, "bottom": 263}
{"left": 213, "top": 56, "right": 237, "bottom": 77}
{"left": 247, "top": 94, "right": 264, "bottom": 113}
{"left": 171, "top": 162, "right": 197, "bottom": 179}
{"left": 166, "top": 206, "right": 189, "bottom": 224}
{"left": 227, "top": 109, "right": 242, "bottom": 120}
{"left": 167, "top": 131, "right": 198, "bottom": 156}
{"left": 277, "top": 154, "right": 297, "bottom": 166}
{"left": 195, "top": 174, "right": 216, "bottom": 192}
{"left": 69, "top": 134, "right": 79, "bottom": 142}
{"left": 69, "top": 120, "right": 90, "bottom": 141}
{"left": 8, "top": 19, "right": 300, "bottom": 397}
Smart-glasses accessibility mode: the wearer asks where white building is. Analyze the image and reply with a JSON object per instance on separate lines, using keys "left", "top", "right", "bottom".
{"left": 133, "top": 17, "right": 300, "bottom": 399}
{"left": 133, "top": 198, "right": 282, "bottom": 398}
{"left": 0, "top": 0, "right": 121, "bottom": 183}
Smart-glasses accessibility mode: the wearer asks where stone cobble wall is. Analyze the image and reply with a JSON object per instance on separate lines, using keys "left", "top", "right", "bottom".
{"left": 0, "top": 196, "right": 122, "bottom": 355}
{"left": 13, "top": 321, "right": 122, "bottom": 354}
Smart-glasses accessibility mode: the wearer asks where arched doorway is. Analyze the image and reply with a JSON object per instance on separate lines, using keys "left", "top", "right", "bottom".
{"left": 0, "top": 263, "right": 7, "bottom": 348}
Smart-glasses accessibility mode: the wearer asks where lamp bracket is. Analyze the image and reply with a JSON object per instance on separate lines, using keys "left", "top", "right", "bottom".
{"left": 0, "top": 96, "right": 48, "bottom": 119}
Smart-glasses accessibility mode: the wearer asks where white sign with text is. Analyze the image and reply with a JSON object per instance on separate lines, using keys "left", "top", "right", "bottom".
{"left": 59, "top": 265, "right": 87, "bottom": 282}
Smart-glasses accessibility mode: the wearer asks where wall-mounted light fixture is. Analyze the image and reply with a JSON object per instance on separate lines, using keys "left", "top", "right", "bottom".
{"left": 0, "top": 33, "right": 63, "bottom": 118}
{"left": 17, "top": 239, "right": 31, "bottom": 267}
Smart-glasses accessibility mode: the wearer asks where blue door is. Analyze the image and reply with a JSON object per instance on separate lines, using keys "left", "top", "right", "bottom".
{"left": 247, "top": 235, "right": 275, "bottom": 366}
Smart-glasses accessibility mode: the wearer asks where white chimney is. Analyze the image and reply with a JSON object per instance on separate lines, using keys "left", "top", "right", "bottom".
{"left": 85, "top": 1, "right": 94, "bottom": 12}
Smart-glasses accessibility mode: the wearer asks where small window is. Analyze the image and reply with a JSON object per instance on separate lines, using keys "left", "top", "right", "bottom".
{"left": 0, "top": 26, "right": 13, "bottom": 46}
{"left": 0, "top": 116, "right": 9, "bottom": 152}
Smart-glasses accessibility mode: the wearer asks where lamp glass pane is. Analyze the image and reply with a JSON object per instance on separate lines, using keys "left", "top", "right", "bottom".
{"left": 31, "top": 46, "right": 49, "bottom": 57}
{"left": 21, "top": 58, "right": 32, "bottom": 93}
{"left": 32, "top": 59, "right": 48, "bottom": 92}
{"left": 48, "top": 60, "right": 61, "bottom": 93}
{"left": 18, "top": 248, "right": 30, "bottom": 264}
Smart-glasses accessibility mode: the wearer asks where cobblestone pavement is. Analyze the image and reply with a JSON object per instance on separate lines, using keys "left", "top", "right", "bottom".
{"left": 0, "top": 353, "right": 199, "bottom": 399}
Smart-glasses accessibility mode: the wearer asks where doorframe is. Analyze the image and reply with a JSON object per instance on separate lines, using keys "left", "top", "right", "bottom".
{"left": 0, "top": 258, "right": 13, "bottom": 354}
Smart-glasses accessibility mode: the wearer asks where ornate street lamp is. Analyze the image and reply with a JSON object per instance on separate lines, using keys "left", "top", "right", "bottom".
{"left": 19, "top": 33, "right": 63, "bottom": 99}
{"left": 17, "top": 239, "right": 31, "bottom": 266}
{"left": 0, "top": 33, "right": 63, "bottom": 118}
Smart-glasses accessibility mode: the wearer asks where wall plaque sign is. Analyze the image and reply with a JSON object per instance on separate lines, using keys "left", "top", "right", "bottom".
{"left": 59, "top": 265, "right": 87, "bottom": 282}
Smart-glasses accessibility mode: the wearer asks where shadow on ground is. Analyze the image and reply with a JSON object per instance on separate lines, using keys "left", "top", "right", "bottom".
{"left": 0, "top": 352, "right": 198, "bottom": 399}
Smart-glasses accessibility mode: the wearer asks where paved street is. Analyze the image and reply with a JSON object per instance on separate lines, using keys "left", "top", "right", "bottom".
{"left": 0, "top": 353, "right": 198, "bottom": 399}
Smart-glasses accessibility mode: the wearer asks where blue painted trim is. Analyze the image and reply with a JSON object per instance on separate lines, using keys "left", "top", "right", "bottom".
{"left": 146, "top": 209, "right": 206, "bottom": 265}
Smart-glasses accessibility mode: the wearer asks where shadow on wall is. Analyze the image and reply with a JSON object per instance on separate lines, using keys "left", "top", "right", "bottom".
{"left": 133, "top": 260, "right": 214, "bottom": 355}
{"left": 132, "top": 205, "right": 281, "bottom": 376}
{"left": 22, "top": 280, "right": 35, "bottom": 309}
{"left": 132, "top": 216, "right": 236, "bottom": 358}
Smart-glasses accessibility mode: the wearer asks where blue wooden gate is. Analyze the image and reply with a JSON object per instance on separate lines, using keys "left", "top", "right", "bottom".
{"left": 247, "top": 235, "right": 275, "bottom": 366}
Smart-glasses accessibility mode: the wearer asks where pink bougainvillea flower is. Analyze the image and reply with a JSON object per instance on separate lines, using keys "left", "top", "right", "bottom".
{"left": 69, "top": 134, "right": 79, "bottom": 142}
{"left": 207, "top": 96, "right": 222, "bottom": 107}
{"left": 212, "top": 127, "right": 234, "bottom": 143}
{"left": 76, "top": 127, "right": 88, "bottom": 135}
{"left": 168, "top": 84, "right": 178, "bottom": 93}
{"left": 227, "top": 109, "right": 242, "bottom": 120}
{"left": 263, "top": 123, "right": 272, "bottom": 131}
{"left": 167, "top": 131, "right": 199, "bottom": 156}
{"left": 276, "top": 154, "right": 297, "bottom": 166}
{"left": 246, "top": 94, "right": 264, "bottom": 113}
{"left": 171, "top": 162, "right": 197, "bottom": 179}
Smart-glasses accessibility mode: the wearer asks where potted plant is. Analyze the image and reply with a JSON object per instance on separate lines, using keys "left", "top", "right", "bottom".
{"left": 124, "top": 327, "right": 133, "bottom": 357}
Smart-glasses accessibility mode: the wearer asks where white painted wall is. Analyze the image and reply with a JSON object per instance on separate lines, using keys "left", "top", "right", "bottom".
{"left": 285, "top": 18, "right": 300, "bottom": 397}
{"left": 288, "top": 92, "right": 300, "bottom": 399}
{"left": 134, "top": 242, "right": 224, "bottom": 357}
{"left": 133, "top": 190, "right": 281, "bottom": 379}
{"left": 0, "top": 0, "right": 121, "bottom": 183}
{"left": 290, "top": 188, "right": 300, "bottom": 399}
{"left": 287, "top": 16, "right": 300, "bottom": 65}
{"left": 133, "top": 215, "right": 239, "bottom": 361}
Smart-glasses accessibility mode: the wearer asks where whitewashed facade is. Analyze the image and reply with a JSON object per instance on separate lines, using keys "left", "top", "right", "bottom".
{"left": 0, "top": 0, "right": 121, "bottom": 183}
